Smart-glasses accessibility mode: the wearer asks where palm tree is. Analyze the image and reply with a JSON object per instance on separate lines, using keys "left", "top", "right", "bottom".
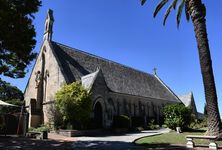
{"left": 140, "top": 0, "right": 221, "bottom": 136}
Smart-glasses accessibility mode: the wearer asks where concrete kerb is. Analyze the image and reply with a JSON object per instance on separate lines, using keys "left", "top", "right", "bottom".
{"left": 132, "top": 128, "right": 171, "bottom": 144}
{"left": 132, "top": 133, "right": 163, "bottom": 145}
{"left": 132, "top": 133, "right": 163, "bottom": 144}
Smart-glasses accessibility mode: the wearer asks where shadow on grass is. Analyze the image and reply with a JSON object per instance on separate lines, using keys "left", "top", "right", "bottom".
{"left": 137, "top": 143, "right": 189, "bottom": 150}
{"left": 0, "top": 135, "right": 73, "bottom": 150}
{"left": 138, "top": 142, "right": 222, "bottom": 150}
{"left": 183, "top": 128, "right": 206, "bottom": 133}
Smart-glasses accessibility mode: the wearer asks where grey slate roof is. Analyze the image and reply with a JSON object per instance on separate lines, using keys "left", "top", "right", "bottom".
{"left": 179, "top": 92, "right": 198, "bottom": 118}
{"left": 51, "top": 41, "right": 180, "bottom": 102}
{"left": 81, "top": 69, "right": 100, "bottom": 90}
{"left": 178, "top": 92, "right": 193, "bottom": 107}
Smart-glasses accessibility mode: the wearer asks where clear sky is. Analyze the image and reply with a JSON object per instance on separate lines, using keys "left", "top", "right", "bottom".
{"left": 1, "top": 0, "right": 222, "bottom": 116}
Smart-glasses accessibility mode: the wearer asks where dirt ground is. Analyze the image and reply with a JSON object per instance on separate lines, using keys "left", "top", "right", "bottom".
{"left": 0, "top": 133, "right": 75, "bottom": 150}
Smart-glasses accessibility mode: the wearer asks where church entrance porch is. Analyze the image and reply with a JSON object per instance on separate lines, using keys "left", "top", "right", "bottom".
{"left": 94, "top": 102, "right": 103, "bottom": 128}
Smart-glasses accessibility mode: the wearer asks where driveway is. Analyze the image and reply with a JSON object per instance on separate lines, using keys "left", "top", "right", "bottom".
{"left": 72, "top": 128, "right": 171, "bottom": 150}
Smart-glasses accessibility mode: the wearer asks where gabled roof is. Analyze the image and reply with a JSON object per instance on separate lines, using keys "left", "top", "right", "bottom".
{"left": 81, "top": 69, "right": 100, "bottom": 91}
{"left": 51, "top": 41, "right": 180, "bottom": 102}
{"left": 179, "top": 92, "right": 198, "bottom": 118}
{"left": 178, "top": 92, "right": 193, "bottom": 107}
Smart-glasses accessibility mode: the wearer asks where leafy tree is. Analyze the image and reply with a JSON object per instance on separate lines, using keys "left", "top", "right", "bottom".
{"left": 0, "top": 78, "right": 23, "bottom": 113}
{"left": 0, "top": 78, "right": 23, "bottom": 101}
{"left": 140, "top": 0, "right": 222, "bottom": 136}
{"left": 55, "top": 81, "right": 91, "bottom": 130}
{"left": 0, "top": 0, "right": 41, "bottom": 78}
{"left": 163, "top": 104, "right": 193, "bottom": 130}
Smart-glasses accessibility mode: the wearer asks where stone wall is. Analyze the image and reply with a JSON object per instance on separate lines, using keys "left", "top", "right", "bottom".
{"left": 89, "top": 70, "right": 179, "bottom": 128}
{"left": 24, "top": 40, "right": 66, "bottom": 127}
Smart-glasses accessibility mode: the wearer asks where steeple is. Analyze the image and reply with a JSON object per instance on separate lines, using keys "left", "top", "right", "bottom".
{"left": 43, "top": 9, "right": 54, "bottom": 41}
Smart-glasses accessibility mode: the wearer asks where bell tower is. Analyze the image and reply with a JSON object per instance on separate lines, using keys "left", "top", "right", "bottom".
{"left": 43, "top": 9, "right": 54, "bottom": 41}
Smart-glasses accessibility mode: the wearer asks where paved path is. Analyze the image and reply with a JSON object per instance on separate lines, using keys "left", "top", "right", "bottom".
{"left": 72, "top": 128, "right": 171, "bottom": 150}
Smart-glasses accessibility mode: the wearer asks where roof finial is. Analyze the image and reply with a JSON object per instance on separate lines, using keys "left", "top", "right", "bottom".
{"left": 43, "top": 9, "right": 54, "bottom": 41}
{"left": 96, "top": 66, "right": 100, "bottom": 71}
{"left": 153, "top": 67, "right": 157, "bottom": 75}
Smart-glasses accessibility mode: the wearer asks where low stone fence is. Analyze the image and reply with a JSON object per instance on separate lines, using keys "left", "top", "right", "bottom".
{"left": 59, "top": 128, "right": 135, "bottom": 137}
{"left": 59, "top": 129, "right": 106, "bottom": 137}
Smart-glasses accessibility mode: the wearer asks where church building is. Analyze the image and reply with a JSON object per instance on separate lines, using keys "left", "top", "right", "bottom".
{"left": 24, "top": 10, "right": 182, "bottom": 128}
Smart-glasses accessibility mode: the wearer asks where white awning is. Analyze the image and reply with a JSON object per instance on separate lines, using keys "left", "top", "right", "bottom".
{"left": 0, "top": 100, "right": 18, "bottom": 107}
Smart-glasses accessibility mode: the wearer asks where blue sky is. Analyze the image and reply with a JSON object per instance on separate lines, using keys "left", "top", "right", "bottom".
{"left": 1, "top": 0, "right": 222, "bottom": 115}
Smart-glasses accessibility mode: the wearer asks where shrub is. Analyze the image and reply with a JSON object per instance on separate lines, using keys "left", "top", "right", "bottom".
{"left": 189, "top": 117, "right": 208, "bottom": 129}
{"left": 131, "top": 116, "right": 144, "bottom": 128}
{"left": 163, "top": 104, "right": 193, "bottom": 130}
{"left": 29, "top": 124, "right": 50, "bottom": 132}
{"left": 55, "top": 81, "right": 91, "bottom": 130}
{"left": 113, "top": 115, "right": 130, "bottom": 129}
{"left": 146, "top": 119, "right": 159, "bottom": 130}
{"left": 135, "top": 127, "right": 144, "bottom": 131}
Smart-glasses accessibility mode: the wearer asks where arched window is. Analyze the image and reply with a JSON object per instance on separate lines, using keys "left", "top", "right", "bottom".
{"left": 36, "top": 52, "right": 46, "bottom": 108}
{"left": 147, "top": 102, "right": 150, "bottom": 117}
{"left": 128, "top": 102, "right": 132, "bottom": 116}
{"left": 133, "top": 103, "right": 136, "bottom": 116}
{"left": 108, "top": 98, "right": 115, "bottom": 111}
{"left": 117, "top": 100, "right": 120, "bottom": 115}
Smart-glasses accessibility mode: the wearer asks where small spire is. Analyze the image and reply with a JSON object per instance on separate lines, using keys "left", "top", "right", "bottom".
{"left": 96, "top": 66, "right": 100, "bottom": 71}
{"left": 153, "top": 67, "right": 157, "bottom": 75}
{"left": 43, "top": 9, "right": 54, "bottom": 41}
{"left": 47, "top": 9, "right": 54, "bottom": 21}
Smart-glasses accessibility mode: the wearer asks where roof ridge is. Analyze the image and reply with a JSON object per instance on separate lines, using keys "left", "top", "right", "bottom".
{"left": 50, "top": 41, "right": 179, "bottom": 101}
{"left": 178, "top": 92, "right": 193, "bottom": 97}
{"left": 154, "top": 74, "right": 181, "bottom": 102}
{"left": 81, "top": 69, "right": 100, "bottom": 91}
{"left": 52, "top": 41, "right": 155, "bottom": 78}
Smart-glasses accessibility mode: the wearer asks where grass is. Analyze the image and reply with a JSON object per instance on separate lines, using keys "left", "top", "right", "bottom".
{"left": 135, "top": 129, "right": 222, "bottom": 146}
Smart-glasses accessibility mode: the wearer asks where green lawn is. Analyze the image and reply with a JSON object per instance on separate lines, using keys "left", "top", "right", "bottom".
{"left": 135, "top": 130, "right": 222, "bottom": 146}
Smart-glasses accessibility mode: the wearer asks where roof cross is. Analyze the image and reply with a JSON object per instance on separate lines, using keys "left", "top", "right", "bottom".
{"left": 153, "top": 67, "right": 157, "bottom": 75}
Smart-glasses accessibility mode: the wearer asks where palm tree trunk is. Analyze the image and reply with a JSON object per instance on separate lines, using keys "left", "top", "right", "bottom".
{"left": 186, "top": 0, "right": 221, "bottom": 136}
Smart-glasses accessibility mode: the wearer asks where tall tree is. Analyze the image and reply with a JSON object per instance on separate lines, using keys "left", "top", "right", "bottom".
{"left": 0, "top": 0, "right": 41, "bottom": 78}
{"left": 140, "top": 0, "right": 221, "bottom": 136}
{"left": 0, "top": 78, "right": 23, "bottom": 113}
{"left": 0, "top": 78, "right": 23, "bottom": 101}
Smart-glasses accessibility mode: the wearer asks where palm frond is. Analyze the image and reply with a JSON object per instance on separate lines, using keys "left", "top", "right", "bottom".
{"left": 141, "top": 0, "right": 147, "bottom": 6}
{"left": 153, "top": 0, "right": 168, "bottom": 18}
{"left": 185, "top": 2, "right": 190, "bottom": 22}
{"left": 172, "top": 0, "right": 178, "bottom": 9}
{"left": 176, "top": 0, "right": 185, "bottom": 28}
{"left": 163, "top": 0, "right": 178, "bottom": 25}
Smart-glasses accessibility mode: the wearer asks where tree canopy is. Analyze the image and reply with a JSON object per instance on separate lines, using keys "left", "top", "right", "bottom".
{"left": 163, "top": 104, "right": 193, "bottom": 130}
{"left": 0, "top": 78, "right": 24, "bottom": 113}
{"left": 141, "top": 0, "right": 191, "bottom": 27}
{"left": 0, "top": 78, "right": 23, "bottom": 101}
{"left": 0, "top": 0, "right": 41, "bottom": 78}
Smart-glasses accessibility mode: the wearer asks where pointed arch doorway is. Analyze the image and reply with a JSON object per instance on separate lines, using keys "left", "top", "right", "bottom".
{"left": 94, "top": 101, "right": 103, "bottom": 128}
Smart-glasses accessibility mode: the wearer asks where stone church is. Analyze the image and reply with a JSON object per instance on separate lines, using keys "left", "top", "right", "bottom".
{"left": 24, "top": 10, "right": 182, "bottom": 128}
